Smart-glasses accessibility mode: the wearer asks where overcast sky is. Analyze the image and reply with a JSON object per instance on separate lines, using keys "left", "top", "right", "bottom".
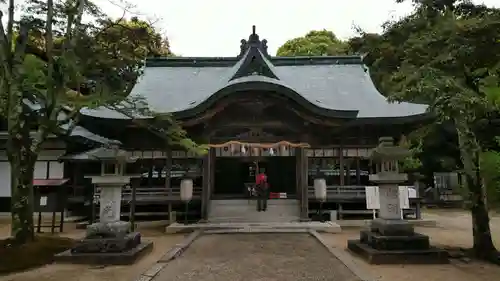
{"left": 97, "top": 0, "right": 499, "bottom": 57}
{"left": 2, "top": 0, "right": 499, "bottom": 56}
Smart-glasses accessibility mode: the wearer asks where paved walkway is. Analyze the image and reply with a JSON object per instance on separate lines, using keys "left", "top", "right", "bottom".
{"left": 153, "top": 233, "right": 361, "bottom": 281}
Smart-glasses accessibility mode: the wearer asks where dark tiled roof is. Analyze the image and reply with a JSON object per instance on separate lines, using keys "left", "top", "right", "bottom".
{"left": 59, "top": 147, "right": 136, "bottom": 162}
{"left": 81, "top": 29, "right": 427, "bottom": 120}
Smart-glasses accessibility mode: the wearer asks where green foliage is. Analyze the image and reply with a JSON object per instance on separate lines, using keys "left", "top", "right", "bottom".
{"left": 398, "top": 135, "right": 423, "bottom": 172}
{"left": 0, "top": 0, "right": 197, "bottom": 243}
{"left": 107, "top": 95, "right": 208, "bottom": 155}
{"left": 349, "top": 0, "right": 500, "bottom": 258}
{"left": 480, "top": 150, "right": 500, "bottom": 208}
{"left": 276, "top": 30, "right": 348, "bottom": 56}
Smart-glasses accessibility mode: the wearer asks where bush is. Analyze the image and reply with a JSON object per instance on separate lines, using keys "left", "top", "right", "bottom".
{"left": 0, "top": 236, "right": 75, "bottom": 275}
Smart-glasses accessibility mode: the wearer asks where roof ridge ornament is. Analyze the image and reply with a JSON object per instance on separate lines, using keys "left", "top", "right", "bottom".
{"left": 238, "top": 25, "right": 269, "bottom": 58}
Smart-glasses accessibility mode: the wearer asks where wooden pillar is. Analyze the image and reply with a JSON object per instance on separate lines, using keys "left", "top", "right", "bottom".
{"left": 210, "top": 148, "right": 216, "bottom": 195}
{"left": 72, "top": 162, "right": 79, "bottom": 197}
{"left": 346, "top": 159, "right": 351, "bottom": 185}
{"left": 130, "top": 178, "right": 137, "bottom": 231}
{"left": 147, "top": 160, "right": 153, "bottom": 188}
{"left": 201, "top": 149, "right": 212, "bottom": 221}
{"left": 339, "top": 143, "right": 345, "bottom": 186}
{"left": 165, "top": 147, "right": 173, "bottom": 221}
{"left": 302, "top": 148, "right": 309, "bottom": 220}
{"left": 356, "top": 157, "right": 361, "bottom": 185}
{"left": 297, "top": 147, "right": 309, "bottom": 221}
{"left": 296, "top": 148, "right": 300, "bottom": 196}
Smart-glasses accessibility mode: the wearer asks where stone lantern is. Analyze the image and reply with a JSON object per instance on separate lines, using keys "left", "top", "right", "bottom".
{"left": 369, "top": 136, "right": 412, "bottom": 233}
{"left": 55, "top": 146, "right": 152, "bottom": 264}
{"left": 347, "top": 137, "right": 447, "bottom": 264}
{"left": 87, "top": 147, "right": 137, "bottom": 225}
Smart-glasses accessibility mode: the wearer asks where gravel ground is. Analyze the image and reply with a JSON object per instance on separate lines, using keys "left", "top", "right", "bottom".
{"left": 1, "top": 210, "right": 500, "bottom": 281}
{"left": 320, "top": 210, "right": 500, "bottom": 281}
{"left": 0, "top": 223, "right": 185, "bottom": 281}
{"left": 154, "top": 233, "right": 361, "bottom": 281}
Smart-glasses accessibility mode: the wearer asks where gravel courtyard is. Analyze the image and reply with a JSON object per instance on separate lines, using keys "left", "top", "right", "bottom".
{"left": 154, "top": 233, "right": 361, "bottom": 281}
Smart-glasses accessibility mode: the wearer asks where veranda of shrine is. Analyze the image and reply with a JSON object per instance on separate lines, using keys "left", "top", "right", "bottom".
{"left": 0, "top": 27, "right": 431, "bottom": 222}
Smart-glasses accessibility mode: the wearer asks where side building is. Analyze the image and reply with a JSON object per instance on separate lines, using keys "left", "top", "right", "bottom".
{"left": 0, "top": 120, "right": 119, "bottom": 213}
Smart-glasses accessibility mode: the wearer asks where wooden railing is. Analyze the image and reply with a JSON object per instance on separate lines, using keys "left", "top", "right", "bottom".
{"left": 307, "top": 185, "right": 366, "bottom": 200}
{"left": 94, "top": 186, "right": 203, "bottom": 203}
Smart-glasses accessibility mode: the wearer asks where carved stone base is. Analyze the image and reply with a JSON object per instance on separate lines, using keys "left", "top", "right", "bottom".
{"left": 71, "top": 232, "right": 141, "bottom": 254}
{"left": 347, "top": 239, "right": 448, "bottom": 264}
{"left": 86, "top": 221, "right": 131, "bottom": 238}
{"left": 54, "top": 241, "right": 153, "bottom": 265}
{"left": 68, "top": 221, "right": 138, "bottom": 254}
{"left": 370, "top": 218, "right": 414, "bottom": 236}
{"left": 360, "top": 230, "right": 429, "bottom": 251}
{"left": 347, "top": 230, "right": 448, "bottom": 264}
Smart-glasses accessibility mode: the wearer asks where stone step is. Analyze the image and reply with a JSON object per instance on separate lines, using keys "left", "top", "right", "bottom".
{"left": 165, "top": 221, "right": 342, "bottom": 234}
{"left": 209, "top": 199, "right": 300, "bottom": 223}
{"left": 208, "top": 217, "right": 300, "bottom": 223}
{"left": 209, "top": 209, "right": 300, "bottom": 218}
{"left": 210, "top": 199, "right": 299, "bottom": 206}
{"left": 209, "top": 206, "right": 299, "bottom": 213}
{"left": 204, "top": 228, "right": 310, "bottom": 234}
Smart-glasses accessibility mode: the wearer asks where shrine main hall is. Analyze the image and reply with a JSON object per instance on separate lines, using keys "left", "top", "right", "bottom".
{"left": 0, "top": 27, "right": 429, "bottom": 221}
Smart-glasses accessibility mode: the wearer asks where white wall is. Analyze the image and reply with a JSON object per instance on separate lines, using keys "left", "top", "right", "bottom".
{"left": 0, "top": 162, "right": 10, "bottom": 197}
{"left": 0, "top": 150, "right": 65, "bottom": 197}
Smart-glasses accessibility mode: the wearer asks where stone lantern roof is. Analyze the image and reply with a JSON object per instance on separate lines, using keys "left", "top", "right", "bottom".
{"left": 60, "top": 146, "right": 137, "bottom": 163}
{"left": 370, "top": 137, "right": 411, "bottom": 162}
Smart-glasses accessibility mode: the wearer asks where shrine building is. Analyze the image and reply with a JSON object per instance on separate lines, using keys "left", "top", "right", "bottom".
{"left": 0, "top": 27, "right": 429, "bottom": 221}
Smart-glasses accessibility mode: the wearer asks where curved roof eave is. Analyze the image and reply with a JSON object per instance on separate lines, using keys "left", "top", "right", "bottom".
{"left": 345, "top": 111, "right": 434, "bottom": 126}
{"left": 80, "top": 106, "right": 154, "bottom": 120}
{"left": 172, "top": 76, "right": 360, "bottom": 120}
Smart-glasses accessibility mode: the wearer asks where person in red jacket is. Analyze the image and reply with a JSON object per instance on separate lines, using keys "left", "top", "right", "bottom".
{"left": 255, "top": 168, "right": 269, "bottom": 211}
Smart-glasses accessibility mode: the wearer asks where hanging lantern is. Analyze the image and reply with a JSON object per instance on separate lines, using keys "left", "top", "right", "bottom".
{"left": 280, "top": 145, "right": 289, "bottom": 156}
{"left": 180, "top": 178, "right": 193, "bottom": 202}
{"left": 314, "top": 178, "right": 327, "bottom": 202}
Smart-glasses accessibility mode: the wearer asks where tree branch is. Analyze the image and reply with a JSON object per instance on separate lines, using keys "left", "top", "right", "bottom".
{"left": 45, "top": 0, "right": 55, "bottom": 124}
{"left": 0, "top": 11, "right": 12, "bottom": 81}
{"left": 6, "top": 0, "right": 14, "bottom": 61}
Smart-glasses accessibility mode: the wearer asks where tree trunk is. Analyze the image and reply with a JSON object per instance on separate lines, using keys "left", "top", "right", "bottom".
{"left": 9, "top": 151, "right": 37, "bottom": 244}
{"left": 7, "top": 112, "right": 39, "bottom": 244}
{"left": 455, "top": 120, "right": 499, "bottom": 261}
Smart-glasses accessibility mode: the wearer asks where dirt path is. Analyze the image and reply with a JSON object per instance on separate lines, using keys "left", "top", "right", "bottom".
{"left": 320, "top": 210, "right": 500, "bottom": 281}
{"left": 421, "top": 209, "right": 500, "bottom": 247}
{"left": 0, "top": 224, "right": 185, "bottom": 281}
{"left": 154, "top": 233, "right": 360, "bottom": 281}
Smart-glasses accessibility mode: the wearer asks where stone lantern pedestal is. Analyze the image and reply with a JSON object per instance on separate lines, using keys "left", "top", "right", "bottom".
{"left": 55, "top": 147, "right": 152, "bottom": 265}
{"left": 347, "top": 137, "right": 447, "bottom": 264}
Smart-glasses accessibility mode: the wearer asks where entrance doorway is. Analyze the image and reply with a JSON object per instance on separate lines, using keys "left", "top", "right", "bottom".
{"left": 213, "top": 156, "right": 296, "bottom": 199}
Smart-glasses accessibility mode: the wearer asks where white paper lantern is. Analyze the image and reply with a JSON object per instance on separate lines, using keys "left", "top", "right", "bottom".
{"left": 314, "top": 178, "right": 327, "bottom": 202}
{"left": 280, "top": 145, "right": 289, "bottom": 156}
{"left": 180, "top": 178, "right": 193, "bottom": 202}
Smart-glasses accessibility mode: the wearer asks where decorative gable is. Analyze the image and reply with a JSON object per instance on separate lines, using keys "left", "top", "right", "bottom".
{"left": 229, "top": 26, "right": 279, "bottom": 81}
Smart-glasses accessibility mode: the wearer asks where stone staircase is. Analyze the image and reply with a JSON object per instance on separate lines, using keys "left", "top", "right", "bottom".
{"left": 208, "top": 199, "right": 300, "bottom": 223}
